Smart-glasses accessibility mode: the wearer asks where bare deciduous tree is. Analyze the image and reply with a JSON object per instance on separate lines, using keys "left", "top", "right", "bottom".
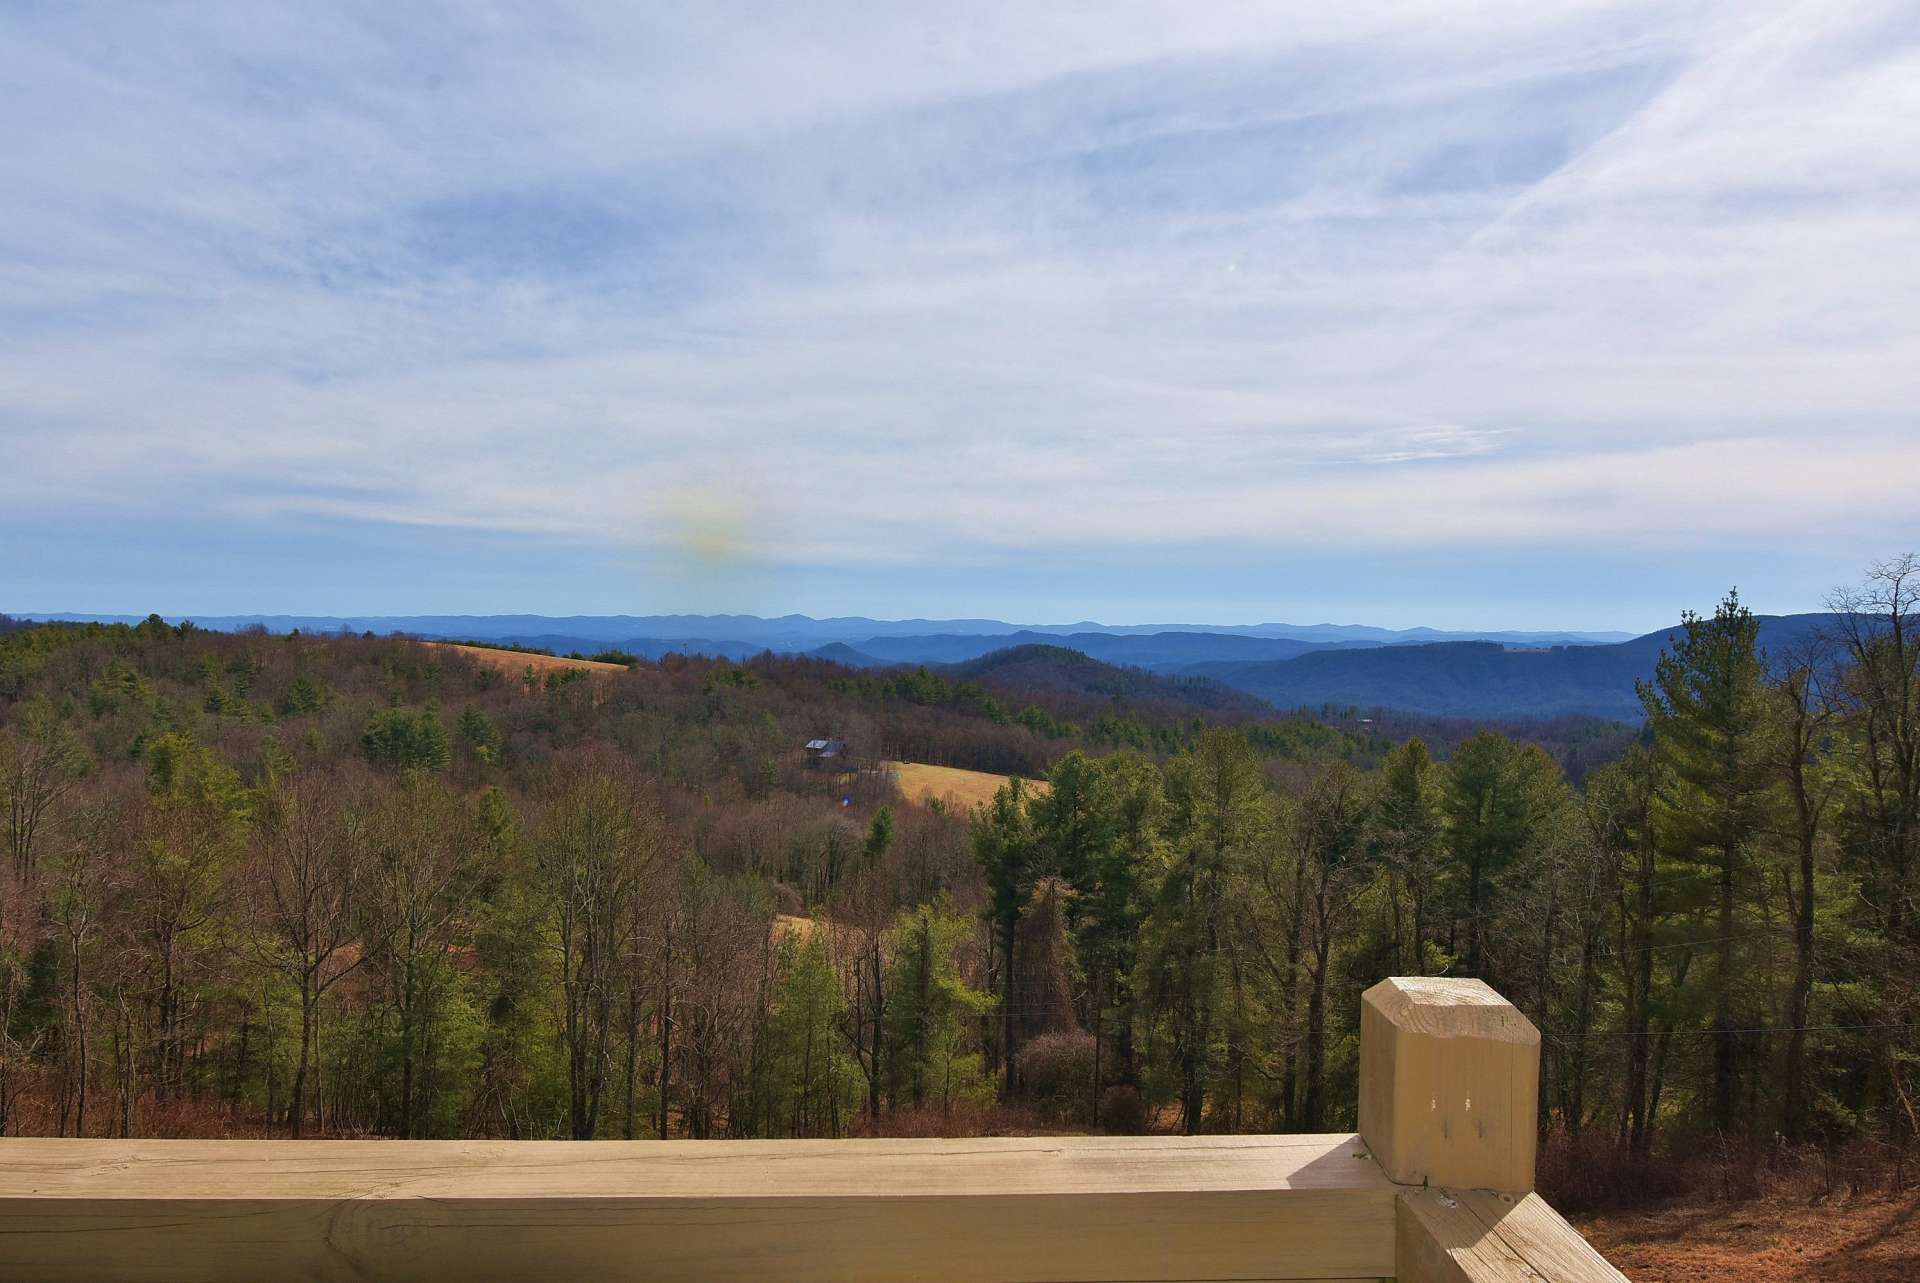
{"left": 242, "top": 766, "right": 370, "bottom": 1137}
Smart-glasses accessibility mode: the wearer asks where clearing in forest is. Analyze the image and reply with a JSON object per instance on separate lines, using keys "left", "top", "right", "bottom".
{"left": 428, "top": 642, "right": 629, "bottom": 677}
{"left": 887, "top": 761, "right": 1048, "bottom": 812}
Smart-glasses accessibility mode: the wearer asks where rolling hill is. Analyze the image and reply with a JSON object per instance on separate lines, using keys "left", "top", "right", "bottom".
{"left": 953, "top": 644, "right": 1274, "bottom": 715}
{"left": 1186, "top": 614, "right": 1838, "bottom": 721}
{"left": 806, "top": 642, "right": 886, "bottom": 667}
{"left": 850, "top": 629, "right": 1365, "bottom": 667}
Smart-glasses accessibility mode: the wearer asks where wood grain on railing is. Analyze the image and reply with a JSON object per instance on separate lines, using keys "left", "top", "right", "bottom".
{"left": 1396, "top": 1188, "right": 1625, "bottom": 1283}
{"left": 0, "top": 1134, "right": 1396, "bottom": 1283}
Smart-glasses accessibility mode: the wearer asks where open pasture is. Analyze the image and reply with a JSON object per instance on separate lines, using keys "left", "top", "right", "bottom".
{"left": 886, "top": 761, "right": 1049, "bottom": 812}
{"left": 429, "top": 642, "right": 629, "bottom": 677}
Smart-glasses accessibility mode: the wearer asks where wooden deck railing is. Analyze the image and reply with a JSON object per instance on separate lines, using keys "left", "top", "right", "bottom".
{"left": 0, "top": 979, "right": 1624, "bottom": 1281}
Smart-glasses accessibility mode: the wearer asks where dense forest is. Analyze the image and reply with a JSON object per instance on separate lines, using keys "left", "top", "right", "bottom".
{"left": 0, "top": 558, "right": 1915, "bottom": 1184}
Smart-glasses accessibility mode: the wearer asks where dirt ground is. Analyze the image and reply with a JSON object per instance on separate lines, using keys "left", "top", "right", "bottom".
{"left": 887, "top": 760, "right": 1049, "bottom": 811}
{"left": 1578, "top": 1191, "right": 1920, "bottom": 1281}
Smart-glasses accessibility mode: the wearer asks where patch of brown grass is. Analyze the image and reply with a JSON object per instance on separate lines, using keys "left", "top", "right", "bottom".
{"left": 428, "top": 642, "right": 628, "bottom": 676}
{"left": 887, "top": 761, "right": 1049, "bottom": 812}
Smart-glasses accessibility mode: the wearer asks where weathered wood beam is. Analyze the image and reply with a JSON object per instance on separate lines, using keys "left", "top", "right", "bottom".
{"left": 1396, "top": 1188, "right": 1626, "bottom": 1283}
{"left": 1359, "top": 977, "right": 1540, "bottom": 1193}
{"left": 1396, "top": 1186, "right": 1535, "bottom": 1281}
{"left": 0, "top": 1134, "right": 1396, "bottom": 1283}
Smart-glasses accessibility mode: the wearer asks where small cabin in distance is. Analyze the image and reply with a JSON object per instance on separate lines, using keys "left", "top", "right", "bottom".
{"left": 803, "top": 737, "right": 845, "bottom": 768}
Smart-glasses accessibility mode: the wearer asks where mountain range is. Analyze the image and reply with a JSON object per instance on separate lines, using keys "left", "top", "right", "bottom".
{"left": 15, "top": 610, "right": 1834, "bottom": 723}
{"left": 18, "top": 612, "right": 1630, "bottom": 650}
{"left": 1180, "top": 613, "right": 1832, "bottom": 721}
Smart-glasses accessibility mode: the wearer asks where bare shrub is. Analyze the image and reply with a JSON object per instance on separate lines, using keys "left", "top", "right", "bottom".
{"left": 1537, "top": 1130, "right": 1697, "bottom": 1213}
{"left": 1016, "top": 1031, "right": 1096, "bottom": 1122}
{"left": 1100, "top": 1084, "right": 1150, "bottom": 1135}
{"left": 852, "top": 1099, "right": 1061, "bottom": 1138}
{"left": 1539, "top": 1128, "right": 1919, "bottom": 1215}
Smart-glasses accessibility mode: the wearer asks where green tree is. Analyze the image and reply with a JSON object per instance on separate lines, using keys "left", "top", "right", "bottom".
{"left": 278, "top": 674, "right": 328, "bottom": 717}
{"left": 973, "top": 778, "right": 1039, "bottom": 1091}
{"left": 1764, "top": 640, "right": 1840, "bottom": 1140}
{"left": 748, "top": 926, "right": 856, "bottom": 1137}
{"left": 1151, "top": 729, "right": 1271, "bottom": 1133}
{"left": 457, "top": 705, "right": 501, "bottom": 763}
{"left": 466, "top": 788, "right": 562, "bottom": 1138}
{"left": 364, "top": 774, "right": 484, "bottom": 1136}
{"left": 242, "top": 769, "right": 369, "bottom": 1137}
{"left": 884, "top": 899, "right": 995, "bottom": 1113}
{"left": 862, "top": 807, "right": 895, "bottom": 864}
{"left": 1095, "top": 752, "right": 1164, "bottom": 1089}
{"left": 1369, "top": 738, "right": 1445, "bottom": 974}
{"left": 1290, "top": 765, "right": 1370, "bottom": 1130}
{"left": 1444, "top": 731, "right": 1557, "bottom": 982}
{"left": 1031, "top": 750, "right": 1159, "bottom": 1117}
{"left": 362, "top": 707, "right": 451, "bottom": 772}
{"left": 1639, "top": 589, "right": 1768, "bottom": 1134}
{"left": 1, "top": 696, "right": 92, "bottom": 876}
{"left": 137, "top": 733, "right": 250, "bottom": 1098}
{"left": 1583, "top": 746, "right": 1664, "bottom": 1156}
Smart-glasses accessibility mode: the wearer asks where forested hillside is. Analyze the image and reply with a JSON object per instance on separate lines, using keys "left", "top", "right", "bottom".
{"left": 1188, "top": 614, "right": 1839, "bottom": 721}
{"left": 0, "top": 560, "right": 1915, "bottom": 1174}
{"left": 0, "top": 614, "right": 1366, "bottom": 1139}
{"left": 948, "top": 644, "right": 1273, "bottom": 714}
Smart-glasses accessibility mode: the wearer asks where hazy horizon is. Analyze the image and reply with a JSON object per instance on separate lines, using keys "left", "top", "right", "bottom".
{"left": 8, "top": 599, "right": 1828, "bottom": 641}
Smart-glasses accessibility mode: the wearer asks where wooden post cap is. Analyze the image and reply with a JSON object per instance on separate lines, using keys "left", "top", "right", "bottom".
{"left": 1359, "top": 977, "right": 1540, "bottom": 1192}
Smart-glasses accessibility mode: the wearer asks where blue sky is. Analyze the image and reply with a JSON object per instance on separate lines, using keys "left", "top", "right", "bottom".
{"left": 4, "top": 1, "right": 1917, "bottom": 631}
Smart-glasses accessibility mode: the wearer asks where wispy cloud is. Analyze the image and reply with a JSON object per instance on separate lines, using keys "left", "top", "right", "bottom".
{"left": 2, "top": 0, "right": 1916, "bottom": 626}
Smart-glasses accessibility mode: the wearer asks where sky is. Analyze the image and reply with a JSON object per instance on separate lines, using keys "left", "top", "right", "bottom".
{"left": 3, "top": 1, "right": 1917, "bottom": 632}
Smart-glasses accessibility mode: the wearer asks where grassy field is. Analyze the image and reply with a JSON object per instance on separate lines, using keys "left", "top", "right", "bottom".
{"left": 887, "top": 761, "right": 1049, "bottom": 812}
{"left": 428, "top": 642, "right": 629, "bottom": 677}
{"left": 772, "top": 913, "right": 818, "bottom": 942}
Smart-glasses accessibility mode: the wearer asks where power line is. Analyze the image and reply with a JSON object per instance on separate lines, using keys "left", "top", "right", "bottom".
{"left": 1514, "top": 926, "right": 1788, "bottom": 957}
{"left": 1544, "top": 1021, "right": 1920, "bottom": 1039}
{"left": 1629, "top": 927, "right": 1792, "bottom": 956}
{"left": 1446, "top": 867, "right": 1768, "bottom": 925}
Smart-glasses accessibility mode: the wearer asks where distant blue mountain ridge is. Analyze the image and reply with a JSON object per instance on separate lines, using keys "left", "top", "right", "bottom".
{"left": 15, "top": 611, "right": 1631, "bottom": 649}
{"left": 16, "top": 610, "right": 1833, "bottom": 722}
